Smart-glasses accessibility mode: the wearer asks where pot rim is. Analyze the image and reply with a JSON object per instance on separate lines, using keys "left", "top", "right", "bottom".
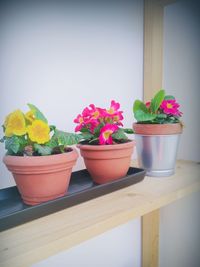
{"left": 3, "top": 148, "right": 78, "bottom": 165}
{"left": 134, "top": 133, "right": 182, "bottom": 137}
{"left": 133, "top": 122, "right": 183, "bottom": 135}
{"left": 77, "top": 140, "right": 135, "bottom": 151}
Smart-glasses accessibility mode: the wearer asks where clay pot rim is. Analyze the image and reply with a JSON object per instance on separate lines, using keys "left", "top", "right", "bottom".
{"left": 3, "top": 148, "right": 78, "bottom": 164}
{"left": 133, "top": 122, "right": 183, "bottom": 135}
{"left": 77, "top": 140, "right": 135, "bottom": 151}
{"left": 133, "top": 133, "right": 182, "bottom": 136}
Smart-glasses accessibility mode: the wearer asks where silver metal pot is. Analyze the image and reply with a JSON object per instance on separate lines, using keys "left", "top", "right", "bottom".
{"left": 134, "top": 134, "right": 181, "bottom": 177}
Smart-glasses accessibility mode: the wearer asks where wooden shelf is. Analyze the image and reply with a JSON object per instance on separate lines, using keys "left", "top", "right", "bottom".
{"left": 0, "top": 160, "right": 200, "bottom": 267}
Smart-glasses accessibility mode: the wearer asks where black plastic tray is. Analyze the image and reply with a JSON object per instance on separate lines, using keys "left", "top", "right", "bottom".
{"left": 0, "top": 167, "right": 145, "bottom": 232}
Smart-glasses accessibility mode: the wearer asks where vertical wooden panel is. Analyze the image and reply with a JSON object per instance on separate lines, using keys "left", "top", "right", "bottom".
{"left": 143, "top": 0, "right": 164, "bottom": 102}
{"left": 142, "top": 209, "right": 160, "bottom": 267}
{"left": 143, "top": 0, "right": 163, "bottom": 265}
{"left": 143, "top": 0, "right": 177, "bottom": 266}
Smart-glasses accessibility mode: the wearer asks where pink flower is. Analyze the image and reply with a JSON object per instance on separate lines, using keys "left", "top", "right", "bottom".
{"left": 145, "top": 101, "right": 151, "bottom": 108}
{"left": 160, "top": 100, "right": 182, "bottom": 116}
{"left": 88, "top": 119, "right": 99, "bottom": 133}
{"left": 74, "top": 105, "right": 103, "bottom": 133}
{"left": 113, "top": 111, "right": 124, "bottom": 125}
{"left": 109, "top": 100, "right": 120, "bottom": 113}
{"left": 74, "top": 114, "right": 85, "bottom": 132}
{"left": 101, "top": 100, "right": 124, "bottom": 125}
{"left": 106, "top": 100, "right": 120, "bottom": 115}
{"left": 75, "top": 124, "right": 83, "bottom": 132}
{"left": 82, "top": 107, "right": 90, "bottom": 118}
{"left": 82, "top": 104, "right": 104, "bottom": 120}
{"left": 74, "top": 114, "right": 84, "bottom": 124}
{"left": 74, "top": 100, "right": 125, "bottom": 144}
{"left": 99, "top": 124, "right": 119, "bottom": 145}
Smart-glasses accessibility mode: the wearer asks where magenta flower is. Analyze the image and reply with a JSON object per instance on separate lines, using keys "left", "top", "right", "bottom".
{"left": 88, "top": 119, "right": 99, "bottom": 133}
{"left": 74, "top": 105, "right": 103, "bottom": 132}
{"left": 99, "top": 124, "right": 119, "bottom": 145}
{"left": 145, "top": 101, "right": 151, "bottom": 108}
{"left": 82, "top": 104, "right": 104, "bottom": 120}
{"left": 160, "top": 100, "right": 182, "bottom": 116}
{"left": 102, "top": 100, "right": 124, "bottom": 124}
{"left": 74, "top": 100, "right": 127, "bottom": 145}
{"left": 105, "top": 100, "right": 120, "bottom": 116}
{"left": 74, "top": 114, "right": 84, "bottom": 124}
{"left": 74, "top": 114, "right": 85, "bottom": 132}
{"left": 108, "top": 100, "right": 120, "bottom": 113}
{"left": 112, "top": 112, "right": 124, "bottom": 126}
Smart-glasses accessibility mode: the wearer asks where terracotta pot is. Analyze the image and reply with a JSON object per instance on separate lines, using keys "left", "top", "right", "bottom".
{"left": 133, "top": 122, "right": 183, "bottom": 135}
{"left": 77, "top": 141, "right": 135, "bottom": 184}
{"left": 132, "top": 123, "right": 183, "bottom": 177}
{"left": 3, "top": 149, "right": 78, "bottom": 205}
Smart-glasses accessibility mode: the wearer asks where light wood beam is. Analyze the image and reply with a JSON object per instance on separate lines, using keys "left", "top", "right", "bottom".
{"left": 143, "top": 0, "right": 164, "bottom": 102}
{"left": 142, "top": 209, "right": 160, "bottom": 267}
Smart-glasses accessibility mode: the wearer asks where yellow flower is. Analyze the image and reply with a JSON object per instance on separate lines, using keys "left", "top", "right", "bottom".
{"left": 4, "top": 114, "right": 11, "bottom": 128}
{"left": 25, "top": 110, "right": 35, "bottom": 123}
{"left": 5, "top": 127, "right": 13, "bottom": 137}
{"left": 5, "top": 110, "right": 27, "bottom": 137}
{"left": 27, "top": 120, "right": 50, "bottom": 144}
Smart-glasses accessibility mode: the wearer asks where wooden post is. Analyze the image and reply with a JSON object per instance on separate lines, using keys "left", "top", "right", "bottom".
{"left": 143, "top": 0, "right": 177, "bottom": 265}
{"left": 143, "top": 0, "right": 177, "bottom": 102}
{"left": 142, "top": 209, "right": 160, "bottom": 267}
{"left": 143, "top": 0, "right": 164, "bottom": 102}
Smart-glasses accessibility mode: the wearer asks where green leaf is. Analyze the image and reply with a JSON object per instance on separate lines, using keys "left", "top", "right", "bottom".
{"left": 150, "top": 90, "right": 165, "bottom": 113}
{"left": 80, "top": 127, "right": 90, "bottom": 133}
{"left": 46, "top": 135, "right": 59, "bottom": 148}
{"left": 166, "top": 116, "right": 179, "bottom": 123}
{"left": 112, "top": 128, "right": 128, "bottom": 141}
{"left": 55, "top": 130, "right": 82, "bottom": 145}
{"left": 156, "top": 114, "right": 167, "bottom": 119}
{"left": 5, "top": 136, "right": 20, "bottom": 154}
{"left": 79, "top": 128, "right": 94, "bottom": 140}
{"left": 134, "top": 110, "right": 157, "bottom": 122}
{"left": 34, "top": 144, "right": 52, "bottom": 156}
{"left": 94, "top": 123, "right": 104, "bottom": 137}
{"left": 50, "top": 125, "right": 56, "bottom": 132}
{"left": 133, "top": 100, "right": 148, "bottom": 114}
{"left": 0, "top": 136, "right": 6, "bottom": 143}
{"left": 19, "top": 136, "right": 29, "bottom": 151}
{"left": 169, "top": 116, "right": 175, "bottom": 120}
{"left": 79, "top": 132, "right": 93, "bottom": 140}
{"left": 122, "top": 128, "right": 134, "bottom": 134}
{"left": 27, "top": 103, "right": 48, "bottom": 123}
{"left": 164, "top": 95, "right": 175, "bottom": 100}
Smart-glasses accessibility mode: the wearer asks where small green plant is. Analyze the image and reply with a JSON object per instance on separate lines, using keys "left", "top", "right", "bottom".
{"left": 1, "top": 104, "right": 81, "bottom": 156}
{"left": 133, "top": 89, "right": 182, "bottom": 124}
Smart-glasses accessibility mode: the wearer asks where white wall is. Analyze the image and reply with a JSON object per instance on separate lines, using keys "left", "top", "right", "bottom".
{"left": 160, "top": 192, "right": 200, "bottom": 267}
{"left": 0, "top": 1, "right": 143, "bottom": 266}
{"left": 0, "top": 0, "right": 143, "bottom": 189}
{"left": 32, "top": 219, "right": 141, "bottom": 267}
{"left": 161, "top": 1, "right": 200, "bottom": 266}
{"left": 163, "top": 0, "right": 200, "bottom": 162}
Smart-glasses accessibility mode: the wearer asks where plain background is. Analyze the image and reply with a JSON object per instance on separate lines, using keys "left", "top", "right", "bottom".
{"left": 160, "top": 1, "right": 200, "bottom": 266}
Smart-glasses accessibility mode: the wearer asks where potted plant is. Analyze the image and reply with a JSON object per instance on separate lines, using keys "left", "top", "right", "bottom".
{"left": 74, "top": 100, "right": 135, "bottom": 184}
{"left": 133, "top": 89, "right": 183, "bottom": 177}
{"left": 1, "top": 104, "right": 80, "bottom": 205}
